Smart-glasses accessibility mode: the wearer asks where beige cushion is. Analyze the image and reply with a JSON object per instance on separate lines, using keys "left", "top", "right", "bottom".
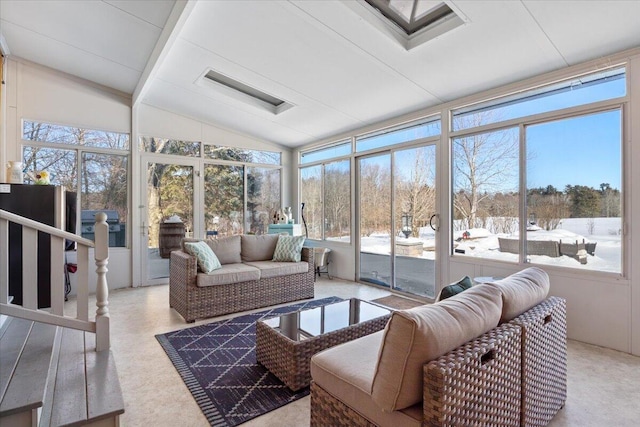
{"left": 370, "top": 284, "right": 503, "bottom": 411}
{"left": 195, "top": 263, "right": 260, "bottom": 287}
{"left": 240, "top": 234, "right": 279, "bottom": 262}
{"left": 182, "top": 236, "right": 241, "bottom": 265}
{"left": 486, "top": 267, "right": 550, "bottom": 322}
{"left": 311, "top": 331, "right": 421, "bottom": 427}
{"left": 243, "top": 261, "right": 308, "bottom": 279}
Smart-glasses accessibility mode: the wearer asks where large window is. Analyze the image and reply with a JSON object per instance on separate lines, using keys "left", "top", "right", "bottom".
{"left": 451, "top": 68, "right": 624, "bottom": 274}
{"left": 300, "top": 160, "right": 350, "bottom": 242}
{"left": 525, "top": 110, "right": 621, "bottom": 273}
{"left": 23, "top": 121, "right": 130, "bottom": 247}
{"left": 141, "top": 140, "right": 283, "bottom": 237}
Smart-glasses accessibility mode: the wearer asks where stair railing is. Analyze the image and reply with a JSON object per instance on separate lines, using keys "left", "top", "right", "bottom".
{"left": 0, "top": 209, "right": 110, "bottom": 351}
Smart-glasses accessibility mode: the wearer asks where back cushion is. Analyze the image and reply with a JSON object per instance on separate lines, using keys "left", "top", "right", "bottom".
{"left": 370, "top": 284, "right": 502, "bottom": 411}
{"left": 486, "top": 267, "right": 550, "bottom": 322}
{"left": 240, "top": 234, "right": 279, "bottom": 261}
{"left": 182, "top": 236, "right": 241, "bottom": 265}
{"left": 436, "top": 275, "right": 473, "bottom": 301}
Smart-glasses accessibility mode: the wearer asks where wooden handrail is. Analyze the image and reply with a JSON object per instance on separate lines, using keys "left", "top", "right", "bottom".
{"left": 0, "top": 210, "right": 95, "bottom": 247}
{"left": 0, "top": 209, "right": 110, "bottom": 351}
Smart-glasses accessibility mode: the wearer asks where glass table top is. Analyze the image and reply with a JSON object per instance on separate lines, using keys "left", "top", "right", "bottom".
{"left": 261, "top": 298, "right": 391, "bottom": 341}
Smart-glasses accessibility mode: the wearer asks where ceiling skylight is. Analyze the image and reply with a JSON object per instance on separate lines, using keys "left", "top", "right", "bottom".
{"left": 365, "top": 0, "right": 454, "bottom": 35}
{"left": 353, "top": 0, "right": 465, "bottom": 50}
{"left": 199, "top": 69, "right": 293, "bottom": 115}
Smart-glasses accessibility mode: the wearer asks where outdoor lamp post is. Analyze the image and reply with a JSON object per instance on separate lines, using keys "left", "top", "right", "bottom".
{"left": 401, "top": 213, "right": 412, "bottom": 238}
{"left": 208, "top": 215, "right": 219, "bottom": 239}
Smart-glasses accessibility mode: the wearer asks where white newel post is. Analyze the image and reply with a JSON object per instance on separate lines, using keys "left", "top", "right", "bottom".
{"left": 94, "top": 212, "right": 110, "bottom": 351}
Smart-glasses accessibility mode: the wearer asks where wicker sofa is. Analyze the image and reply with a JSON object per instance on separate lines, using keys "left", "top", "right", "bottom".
{"left": 310, "top": 267, "right": 566, "bottom": 427}
{"left": 169, "top": 234, "right": 314, "bottom": 322}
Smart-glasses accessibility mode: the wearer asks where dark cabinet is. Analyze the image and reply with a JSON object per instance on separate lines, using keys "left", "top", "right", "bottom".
{"left": 0, "top": 184, "right": 73, "bottom": 308}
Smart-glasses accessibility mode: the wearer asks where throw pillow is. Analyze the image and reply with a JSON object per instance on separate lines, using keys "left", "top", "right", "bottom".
{"left": 436, "top": 275, "right": 473, "bottom": 301}
{"left": 272, "top": 235, "right": 306, "bottom": 262}
{"left": 184, "top": 241, "right": 222, "bottom": 274}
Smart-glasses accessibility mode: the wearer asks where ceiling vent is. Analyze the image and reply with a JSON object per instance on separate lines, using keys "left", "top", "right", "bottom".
{"left": 349, "top": 0, "right": 466, "bottom": 50}
{"left": 198, "top": 69, "right": 293, "bottom": 115}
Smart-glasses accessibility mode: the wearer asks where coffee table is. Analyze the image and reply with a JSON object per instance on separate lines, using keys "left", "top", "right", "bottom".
{"left": 255, "top": 298, "right": 391, "bottom": 391}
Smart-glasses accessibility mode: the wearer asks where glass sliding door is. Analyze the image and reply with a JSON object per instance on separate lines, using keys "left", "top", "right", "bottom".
{"left": 143, "top": 159, "right": 196, "bottom": 281}
{"left": 357, "top": 145, "right": 437, "bottom": 298}
{"left": 358, "top": 153, "right": 392, "bottom": 287}
{"left": 393, "top": 145, "right": 437, "bottom": 298}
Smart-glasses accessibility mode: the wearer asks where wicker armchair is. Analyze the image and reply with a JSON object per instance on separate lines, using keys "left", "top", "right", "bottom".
{"left": 310, "top": 297, "right": 567, "bottom": 426}
{"left": 169, "top": 246, "right": 314, "bottom": 322}
{"left": 311, "top": 323, "right": 523, "bottom": 426}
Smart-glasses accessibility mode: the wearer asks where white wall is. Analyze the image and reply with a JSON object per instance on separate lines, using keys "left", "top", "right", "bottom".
{"left": 3, "top": 58, "right": 132, "bottom": 292}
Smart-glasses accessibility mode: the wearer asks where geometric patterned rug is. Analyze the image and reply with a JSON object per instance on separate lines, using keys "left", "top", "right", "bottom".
{"left": 155, "top": 296, "right": 343, "bottom": 426}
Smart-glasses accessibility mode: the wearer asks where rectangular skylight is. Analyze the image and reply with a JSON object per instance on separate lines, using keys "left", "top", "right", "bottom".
{"left": 204, "top": 70, "right": 285, "bottom": 107}
{"left": 365, "top": 0, "right": 455, "bottom": 35}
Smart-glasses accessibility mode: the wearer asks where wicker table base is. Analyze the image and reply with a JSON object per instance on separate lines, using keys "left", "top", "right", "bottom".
{"left": 256, "top": 299, "right": 390, "bottom": 391}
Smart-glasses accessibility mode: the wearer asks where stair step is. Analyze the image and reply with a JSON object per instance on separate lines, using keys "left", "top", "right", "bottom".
{"left": 84, "top": 333, "right": 125, "bottom": 423}
{"left": 0, "top": 320, "right": 57, "bottom": 417}
{"left": 0, "top": 319, "right": 124, "bottom": 427}
{"left": 49, "top": 329, "right": 88, "bottom": 426}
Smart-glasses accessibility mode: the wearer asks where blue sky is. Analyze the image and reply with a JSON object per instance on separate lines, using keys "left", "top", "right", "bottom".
{"left": 527, "top": 110, "right": 621, "bottom": 190}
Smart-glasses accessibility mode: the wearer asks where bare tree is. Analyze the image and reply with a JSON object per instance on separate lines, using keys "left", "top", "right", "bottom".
{"left": 453, "top": 122, "right": 519, "bottom": 230}
{"left": 395, "top": 146, "right": 436, "bottom": 237}
{"left": 359, "top": 161, "right": 391, "bottom": 237}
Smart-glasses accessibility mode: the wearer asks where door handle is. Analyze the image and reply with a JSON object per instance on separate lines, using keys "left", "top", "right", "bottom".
{"left": 429, "top": 214, "right": 439, "bottom": 231}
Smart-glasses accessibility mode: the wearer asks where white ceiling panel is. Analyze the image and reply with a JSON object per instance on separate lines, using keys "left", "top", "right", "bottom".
{"left": 103, "top": 0, "right": 175, "bottom": 28}
{"left": 1, "top": 21, "right": 142, "bottom": 93}
{"left": 522, "top": 0, "right": 640, "bottom": 65}
{"left": 178, "top": 1, "right": 438, "bottom": 120}
{"left": 143, "top": 79, "right": 316, "bottom": 146}
{"left": 1, "top": 0, "right": 163, "bottom": 71}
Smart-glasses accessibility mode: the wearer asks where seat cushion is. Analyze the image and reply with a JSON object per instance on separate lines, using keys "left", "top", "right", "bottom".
{"left": 486, "top": 267, "right": 550, "bottom": 322}
{"left": 240, "top": 234, "right": 279, "bottom": 261}
{"left": 195, "top": 263, "right": 260, "bottom": 287}
{"left": 243, "top": 261, "right": 308, "bottom": 279}
{"left": 311, "top": 331, "right": 421, "bottom": 427}
{"left": 370, "top": 284, "right": 503, "bottom": 411}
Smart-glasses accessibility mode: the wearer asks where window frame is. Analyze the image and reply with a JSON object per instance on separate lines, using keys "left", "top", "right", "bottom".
{"left": 449, "top": 73, "right": 627, "bottom": 278}
{"left": 299, "top": 156, "right": 352, "bottom": 243}
{"left": 21, "top": 119, "right": 131, "bottom": 249}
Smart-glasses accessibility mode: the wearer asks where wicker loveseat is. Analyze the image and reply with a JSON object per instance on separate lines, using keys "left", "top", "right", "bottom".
{"left": 310, "top": 267, "right": 566, "bottom": 427}
{"left": 169, "top": 234, "right": 314, "bottom": 322}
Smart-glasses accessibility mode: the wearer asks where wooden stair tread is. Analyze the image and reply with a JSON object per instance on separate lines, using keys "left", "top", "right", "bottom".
{"left": 85, "top": 333, "right": 125, "bottom": 422}
{"left": 0, "top": 317, "right": 33, "bottom": 401}
{"left": 0, "top": 321, "right": 57, "bottom": 415}
{"left": 0, "top": 318, "right": 124, "bottom": 426}
{"left": 50, "top": 328, "right": 88, "bottom": 426}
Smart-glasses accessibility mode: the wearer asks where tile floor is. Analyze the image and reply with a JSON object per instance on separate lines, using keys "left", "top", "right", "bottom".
{"left": 96, "top": 278, "right": 640, "bottom": 426}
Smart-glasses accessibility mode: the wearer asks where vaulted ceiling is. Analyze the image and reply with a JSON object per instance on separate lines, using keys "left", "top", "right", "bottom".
{"left": 2, "top": 1, "right": 640, "bottom": 147}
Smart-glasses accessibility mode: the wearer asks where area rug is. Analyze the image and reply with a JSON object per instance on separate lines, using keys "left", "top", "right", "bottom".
{"left": 370, "top": 294, "right": 426, "bottom": 310}
{"left": 156, "top": 297, "right": 342, "bottom": 427}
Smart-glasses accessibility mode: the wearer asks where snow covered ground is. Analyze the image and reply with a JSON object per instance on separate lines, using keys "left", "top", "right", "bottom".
{"left": 347, "top": 217, "right": 621, "bottom": 273}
